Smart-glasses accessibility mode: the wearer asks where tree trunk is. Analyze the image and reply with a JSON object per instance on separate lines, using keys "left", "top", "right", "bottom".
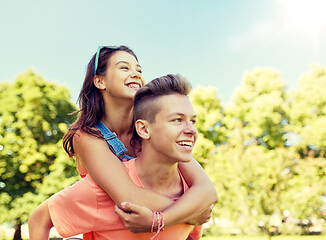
{"left": 13, "top": 218, "right": 22, "bottom": 240}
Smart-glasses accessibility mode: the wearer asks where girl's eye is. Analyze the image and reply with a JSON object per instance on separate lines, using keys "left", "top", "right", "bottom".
{"left": 137, "top": 69, "right": 142, "bottom": 73}
{"left": 191, "top": 119, "right": 196, "bottom": 124}
{"left": 121, "top": 66, "right": 129, "bottom": 70}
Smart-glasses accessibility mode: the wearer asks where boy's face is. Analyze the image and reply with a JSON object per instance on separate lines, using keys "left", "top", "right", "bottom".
{"left": 146, "top": 93, "right": 198, "bottom": 163}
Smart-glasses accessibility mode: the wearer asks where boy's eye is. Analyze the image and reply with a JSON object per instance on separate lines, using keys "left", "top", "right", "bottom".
{"left": 172, "top": 118, "right": 182, "bottom": 123}
{"left": 191, "top": 119, "right": 196, "bottom": 124}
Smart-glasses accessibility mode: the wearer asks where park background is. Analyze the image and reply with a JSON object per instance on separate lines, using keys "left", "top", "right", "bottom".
{"left": 1, "top": 0, "right": 326, "bottom": 239}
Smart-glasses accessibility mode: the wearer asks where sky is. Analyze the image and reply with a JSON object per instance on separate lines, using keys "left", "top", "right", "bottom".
{"left": 1, "top": 0, "right": 326, "bottom": 105}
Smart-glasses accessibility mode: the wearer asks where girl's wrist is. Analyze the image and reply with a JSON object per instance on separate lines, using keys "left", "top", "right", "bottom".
{"left": 150, "top": 211, "right": 164, "bottom": 238}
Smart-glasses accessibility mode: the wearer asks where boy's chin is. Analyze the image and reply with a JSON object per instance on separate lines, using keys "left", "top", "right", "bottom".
{"left": 177, "top": 156, "right": 193, "bottom": 163}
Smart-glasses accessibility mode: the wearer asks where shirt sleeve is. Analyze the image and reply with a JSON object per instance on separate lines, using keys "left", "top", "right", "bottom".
{"left": 48, "top": 175, "right": 97, "bottom": 238}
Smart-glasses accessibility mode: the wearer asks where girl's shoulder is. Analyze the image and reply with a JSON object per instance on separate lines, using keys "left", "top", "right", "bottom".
{"left": 73, "top": 128, "right": 102, "bottom": 145}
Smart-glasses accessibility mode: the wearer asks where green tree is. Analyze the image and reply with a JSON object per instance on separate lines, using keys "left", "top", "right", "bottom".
{"left": 199, "top": 67, "right": 326, "bottom": 236}
{"left": 287, "top": 64, "right": 326, "bottom": 157}
{"left": 227, "top": 68, "right": 288, "bottom": 149}
{"left": 205, "top": 118, "right": 293, "bottom": 234}
{"left": 205, "top": 118, "right": 325, "bottom": 235}
{"left": 284, "top": 64, "right": 326, "bottom": 232}
{"left": 189, "top": 86, "right": 226, "bottom": 166}
{"left": 0, "top": 70, "right": 78, "bottom": 223}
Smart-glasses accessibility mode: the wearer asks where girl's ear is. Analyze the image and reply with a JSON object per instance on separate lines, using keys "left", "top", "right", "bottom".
{"left": 135, "top": 119, "right": 150, "bottom": 140}
{"left": 93, "top": 76, "right": 106, "bottom": 90}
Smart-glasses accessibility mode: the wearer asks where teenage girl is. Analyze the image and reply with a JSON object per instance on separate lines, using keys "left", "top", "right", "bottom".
{"left": 29, "top": 46, "right": 217, "bottom": 239}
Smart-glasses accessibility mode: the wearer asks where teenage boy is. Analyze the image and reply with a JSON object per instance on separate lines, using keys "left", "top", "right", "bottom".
{"left": 29, "top": 74, "right": 210, "bottom": 239}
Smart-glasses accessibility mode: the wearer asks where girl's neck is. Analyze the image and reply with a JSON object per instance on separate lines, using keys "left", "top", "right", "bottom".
{"left": 101, "top": 98, "right": 134, "bottom": 136}
{"left": 101, "top": 99, "right": 136, "bottom": 158}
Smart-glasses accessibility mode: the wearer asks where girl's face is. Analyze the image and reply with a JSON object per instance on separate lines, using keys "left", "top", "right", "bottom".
{"left": 101, "top": 51, "right": 145, "bottom": 101}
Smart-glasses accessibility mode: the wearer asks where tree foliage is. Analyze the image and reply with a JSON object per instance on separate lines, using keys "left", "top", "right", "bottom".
{"left": 227, "top": 68, "right": 288, "bottom": 149}
{"left": 189, "top": 87, "right": 226, "bottom": 166}
{"left": 0, "top": 70, "right": 78, "bottom": 223}
{"left": 287, "top": 64, "right": 326, "bottom": 157}
{"left": 191, "top": 66, "right": 326, "bottom": 235}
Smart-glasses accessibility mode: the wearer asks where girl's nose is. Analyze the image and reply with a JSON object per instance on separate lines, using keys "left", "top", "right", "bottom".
{"left": 131, "top": 70, "right": 142, "bottom": 79}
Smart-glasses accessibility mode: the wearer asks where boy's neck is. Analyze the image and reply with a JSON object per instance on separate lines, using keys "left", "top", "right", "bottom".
{"left": 135, "top": 150, "right": 183, "bottom": 199}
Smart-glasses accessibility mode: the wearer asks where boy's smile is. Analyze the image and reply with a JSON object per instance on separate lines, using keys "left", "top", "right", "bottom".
{"left": 147, "top": 93, "right": 198, "bottom": 164}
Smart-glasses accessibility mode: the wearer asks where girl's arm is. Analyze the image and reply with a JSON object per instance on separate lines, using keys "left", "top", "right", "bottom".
{"left": 164, "top": 158, "right": 218, "bottom": 226}
{"left": 75, "top": 131, "right": 217, "bottom": 230}
{"left": 114, "top": 160, "right": 216, "bottom": 232}
{"left": 74, "top": 131, "right": 173, "bottom": 209}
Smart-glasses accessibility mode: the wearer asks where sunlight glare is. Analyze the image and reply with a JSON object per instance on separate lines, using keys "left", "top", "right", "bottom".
{"left": 277, "top": 0, "right": 326, "bottom": 35}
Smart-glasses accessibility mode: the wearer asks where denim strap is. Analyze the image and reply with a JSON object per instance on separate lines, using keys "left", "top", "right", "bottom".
{"left": 94, "top": 121, "right": 132, "bottom": 161}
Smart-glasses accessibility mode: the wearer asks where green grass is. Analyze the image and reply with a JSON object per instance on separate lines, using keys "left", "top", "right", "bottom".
{"left": 202, "top": 235, "right": 325, "bottom": 240}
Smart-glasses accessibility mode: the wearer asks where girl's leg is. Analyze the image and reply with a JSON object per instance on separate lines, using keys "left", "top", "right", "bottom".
{"left": 28, "top": 199, "right": 54, "bottom": 240}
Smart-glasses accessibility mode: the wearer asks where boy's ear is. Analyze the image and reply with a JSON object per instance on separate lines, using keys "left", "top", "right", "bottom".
{"left": 93, "top": 76, "right": 106, "bottom": 90}
{"left": 135, "top": 119, "right": 150, "bottom": 140}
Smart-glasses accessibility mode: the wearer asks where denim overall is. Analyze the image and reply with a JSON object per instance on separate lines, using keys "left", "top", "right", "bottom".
{"left": 94, "top": 121, "right": 133, "bottom": 161}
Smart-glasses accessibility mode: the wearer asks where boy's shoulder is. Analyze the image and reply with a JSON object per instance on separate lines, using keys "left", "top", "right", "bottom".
{"left": 123, "top": 159, "right": 143, "bottom": 187}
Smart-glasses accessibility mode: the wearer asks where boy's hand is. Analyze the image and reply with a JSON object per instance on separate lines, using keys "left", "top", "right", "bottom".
{"left": 115, "top": 202, "right": 153, "bottom": 233}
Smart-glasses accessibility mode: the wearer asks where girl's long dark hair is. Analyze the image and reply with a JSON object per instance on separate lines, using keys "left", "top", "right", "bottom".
{"left": 63, "top": 45, "right": 138, "bottom": 157}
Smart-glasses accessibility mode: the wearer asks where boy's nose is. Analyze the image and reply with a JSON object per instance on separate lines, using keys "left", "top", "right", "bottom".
{"left": 184, "top": 122, "right": 197, "bottom": 135}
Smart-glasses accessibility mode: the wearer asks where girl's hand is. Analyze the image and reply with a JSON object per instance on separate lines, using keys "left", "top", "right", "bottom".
{"left": 187, "top": 204, "right": 213, "bottom": 226}
{"left": 115, "top": 202, "right": 153, "bottom": 233}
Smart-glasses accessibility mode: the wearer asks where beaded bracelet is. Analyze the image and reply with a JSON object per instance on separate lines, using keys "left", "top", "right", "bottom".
{"left": 150, "top": 211, "right": 165, "bottom": 239}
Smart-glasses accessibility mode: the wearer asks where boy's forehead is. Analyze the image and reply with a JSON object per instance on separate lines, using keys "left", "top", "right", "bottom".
{"left": 155, "top": 94, "right": 195, "bottom": 115}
